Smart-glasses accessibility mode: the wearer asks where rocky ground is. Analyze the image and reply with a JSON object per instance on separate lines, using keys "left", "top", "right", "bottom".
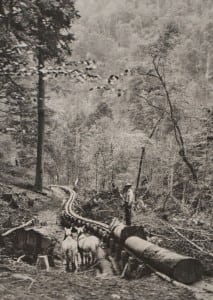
{"left": 0, "top": 183, "right": 212, "bottom": 300}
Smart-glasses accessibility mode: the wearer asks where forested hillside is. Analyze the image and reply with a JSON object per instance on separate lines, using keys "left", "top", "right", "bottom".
{"left": 0, "top": 2, "right": 213, "bottom": 299}
{"left": 45, "top": 0, "right": 213, "bottom": 218}
{"left": 0, "top": 0, "right": 212, "bottom": 218}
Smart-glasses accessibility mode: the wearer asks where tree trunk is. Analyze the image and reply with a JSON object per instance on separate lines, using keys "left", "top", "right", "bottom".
{"left": 135, "top": 147, "right": 145, "bottom": 202}
{"left": 135, "top": 115, "right": 164, "bottom": 201}
{"left": 169, "top": 153, "right": 175, "bottom": 198}
{"left": 111, "top": 221, "right": 203, "bottom": 284}
{"left": 35, "top": 41, "right": 45, "bottom": 191}
{"left": 110, "top": 143, "right": 114, "bottom": 185}
{"left": 150, "top": 57, "right": 197, "bottom": 182}
{"left": 95, "top": 153, "right": 98, "bottom": 191}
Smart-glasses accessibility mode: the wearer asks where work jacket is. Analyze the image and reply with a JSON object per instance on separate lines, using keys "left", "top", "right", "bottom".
{"left": 124, "top": 188, "right": 134, "bottom": 207}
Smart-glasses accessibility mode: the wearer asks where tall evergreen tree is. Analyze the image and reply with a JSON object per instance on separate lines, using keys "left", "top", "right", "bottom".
{"left": 0, "top": 0, "right": 79, "bottom": 190}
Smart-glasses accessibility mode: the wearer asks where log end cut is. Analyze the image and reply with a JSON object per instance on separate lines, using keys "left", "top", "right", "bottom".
{"left": 174, "top": 258, "right": 203, "bottom": 284}
{"left": 124, "top": 236, "right": 204, "bottom": 284}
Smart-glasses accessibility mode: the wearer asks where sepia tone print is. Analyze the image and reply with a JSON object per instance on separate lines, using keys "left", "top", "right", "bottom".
{"left": 0, "top": 1, "right": 212, "bottom": 299}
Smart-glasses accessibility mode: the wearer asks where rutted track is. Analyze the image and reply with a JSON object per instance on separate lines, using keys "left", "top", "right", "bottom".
{"left": 57, "top": 185, "right": 110, "bottom": 235}
{"left": 51, "top": 185, "right": 115, "bottom": 276}
{"left": 0, "top": 184, "right": 210, "bottom": 300}
{"left": 49, "top": 185, "right": 213, "bottom": 300}
{"left": 51, "top": 186, "right": 204, "bottom": 286}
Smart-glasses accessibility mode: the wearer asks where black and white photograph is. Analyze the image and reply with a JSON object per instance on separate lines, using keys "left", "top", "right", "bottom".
{"left": 0, "top": 1, "right": 212, "bottom": 299}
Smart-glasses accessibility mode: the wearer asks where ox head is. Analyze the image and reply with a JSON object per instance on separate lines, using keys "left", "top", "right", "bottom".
{"left": 75, "top": 225, "right": 85, "bottom": 237}
{"left": 64, "top": 227, "right": 72, "bottom": 237}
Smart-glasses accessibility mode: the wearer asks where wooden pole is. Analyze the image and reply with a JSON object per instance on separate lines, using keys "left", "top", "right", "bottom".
{"left": 115, "top": 243, "right": 121, "bottom": 261}
{"left": 135, "top": 147, "right": 145, "bottom": 202}
{"left": 135, "top": 114, "right": 165, "bottom": 201}
{"left": 109, "top": 238, "right": 115, "bottom": 256}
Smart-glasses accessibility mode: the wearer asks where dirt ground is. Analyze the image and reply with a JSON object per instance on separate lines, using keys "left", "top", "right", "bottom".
{"left": 0, "top": 266, "right": 197, "bottom": 300}
{"left": 0, "top": 184, "right": 212, "bottom": 300}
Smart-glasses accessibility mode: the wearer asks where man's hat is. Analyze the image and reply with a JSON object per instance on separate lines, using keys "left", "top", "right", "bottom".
{"left": 124, "top": 183, "right": 132, "bottom": 187}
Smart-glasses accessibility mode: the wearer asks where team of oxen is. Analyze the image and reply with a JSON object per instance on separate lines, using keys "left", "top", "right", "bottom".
{"left": 61, "top": 225, "right": 101, "bottom": 272}
{"left": 61, "top": 222, "right": 160, "bottom": 272}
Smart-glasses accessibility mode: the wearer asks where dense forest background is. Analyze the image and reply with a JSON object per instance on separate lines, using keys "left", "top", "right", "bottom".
{"left": 0, "top": 0, "right": 213, "bottom": 216}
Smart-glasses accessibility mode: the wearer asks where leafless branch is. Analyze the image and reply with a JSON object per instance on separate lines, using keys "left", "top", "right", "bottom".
{"left": 6, "top": 75, "right": 25, "bottom": 96}
{"left": 136, "top": 93, "right": 170, "bottom": 115}
{"left": 151, "top": 56, "right": 198, "bottom": 182}
{"left": 149, "top": 112, "right": 165, "bottom": 139}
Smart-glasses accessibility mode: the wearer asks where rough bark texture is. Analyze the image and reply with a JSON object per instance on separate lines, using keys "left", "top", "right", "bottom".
{"left": 126, "top": 237, "right": 203, "bottom": 284}
{"left": 135, "top": 147, "right": 145, "bottom": 201}
{"left": 35, "top": 18, "right": 45, "bottom": 191}
{"left": 112, "top": 222, "right": 203, "bottom": 284}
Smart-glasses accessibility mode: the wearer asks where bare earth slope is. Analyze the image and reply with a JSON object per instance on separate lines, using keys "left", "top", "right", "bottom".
{"left": 0, "top": 184, "right": 211, "bottom": 300}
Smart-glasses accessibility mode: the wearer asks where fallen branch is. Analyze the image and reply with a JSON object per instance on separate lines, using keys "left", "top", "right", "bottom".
{"left": 11, "top": 273, "right": 34, "bottom": 281}
{"left": 148, "top": 263, "right": 213, "bottom": 297}
{"left": 173, "top": 226, "right": 213, "bottom": 237}
{"left": 10, "top": 273, "right": 35, "bottom": 291}
{"left": 151, "top": 233, "right": 179, "bottom": 241}
{"left": 168, "top": 224, "right": 213, "bottom": 259}
{"left": 2, "top": 219, "right": 35, "bottom": 237}
{"left": 108, "top": 256, "right": 120, "bottom": 275}
{"left": 28, "top": 279, "right": 35, "bottom": 291}
{"left": 120, "top": 262, "right": 128, "bottom": 278}
{"left": 17, "top": 255, "right": 26, "bottom": 263}
{"left": 146, "top": 264, "right": 200, "bottom": 297}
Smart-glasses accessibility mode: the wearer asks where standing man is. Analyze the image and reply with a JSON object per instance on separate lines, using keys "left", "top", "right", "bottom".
{"left": 123, "top": 183, "right": 134, "bottom": 225}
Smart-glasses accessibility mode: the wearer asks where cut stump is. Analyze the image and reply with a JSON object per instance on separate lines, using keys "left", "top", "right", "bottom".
{"left": 36, "top": 255, "right": 50, "bottom": 271}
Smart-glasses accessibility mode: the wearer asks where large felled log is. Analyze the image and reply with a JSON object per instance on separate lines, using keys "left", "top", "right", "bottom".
{"left": 1, "top": 219, "right": 35, "bottom": 237}
{"left": 110, "top": 219, "right": 203, "bottom": 284}
{"left": 125, "top": 237, "right": 203, "bottom": 284}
